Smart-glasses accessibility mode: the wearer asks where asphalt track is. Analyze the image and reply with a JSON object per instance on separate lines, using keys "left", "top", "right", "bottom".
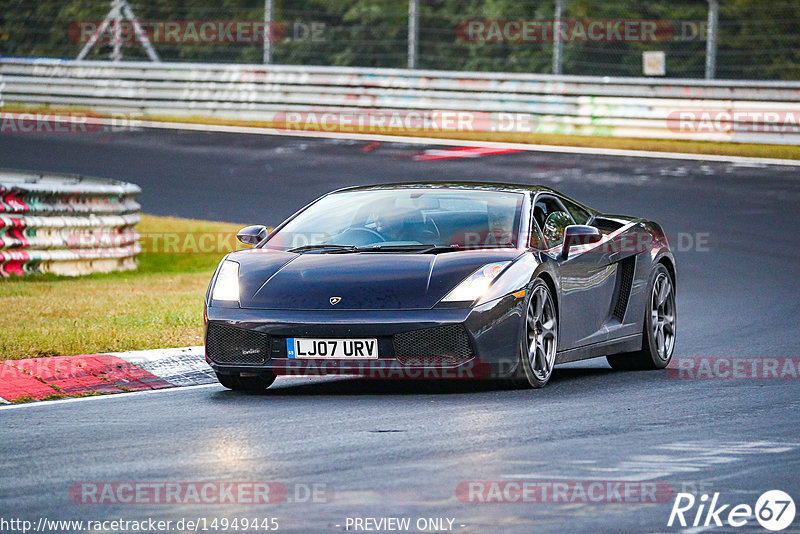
{"left": 2, "top": 128, "right": 800, "bottom": 533}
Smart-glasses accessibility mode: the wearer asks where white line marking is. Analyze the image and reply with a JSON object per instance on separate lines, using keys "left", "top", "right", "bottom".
{"left": 681, "top": 527, "right": 720, "bottom": 534}
{"left": 500, "top": 473, "right": 669, "bottom": 482}
{"left": 135, "top": 119, "right": 800, "bottom": 167}
{"left": 107, "top": 345, "right": 203, "bottom": 361}
{"left": 0, "top": 374, "right": 360, "bottom": 410}
{"left": 500, "top": 441, "right": 799, "bottom": 482}
{"left": 0, "top": 396, "right": 9, "bottom": 404}
{"left": 0, "top": 383, "right": 220, "bottom": 411}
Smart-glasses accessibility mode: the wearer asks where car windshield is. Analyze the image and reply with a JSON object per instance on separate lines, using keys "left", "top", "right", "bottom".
{"left": 264, "top": 188, "right": 524, "bottom": 251}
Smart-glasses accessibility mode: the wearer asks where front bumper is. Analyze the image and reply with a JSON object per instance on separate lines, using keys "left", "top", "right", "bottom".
{"left": 205, "top": 294, "right": 525, "bottom": 380}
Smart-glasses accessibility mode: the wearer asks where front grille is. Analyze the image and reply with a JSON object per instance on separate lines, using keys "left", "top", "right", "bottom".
{"left": 393, "top": 325, "right": 474, "bottom": 367}
{"left": 613, "top": 256, "right": 636, "bottom": 322}
{"left": 206, "top": 323, "right": 271, "bottom": 365}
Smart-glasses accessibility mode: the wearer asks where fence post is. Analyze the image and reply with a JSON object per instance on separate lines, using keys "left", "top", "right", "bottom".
{"left": 705, "top": 0, "right": 718, "bottom": 79}
{"left": 264, "top": 0, "right": 274, "bottom": 65}
{"left": 552, "top": 0, "right": 565, "bottom": 75}
{"left": 408, "top": 0, "right": 419, "bottom": 69}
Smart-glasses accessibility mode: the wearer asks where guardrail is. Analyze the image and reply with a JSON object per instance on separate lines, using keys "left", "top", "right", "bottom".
{"left": 0, "top": 169, "right": 141, "bottom": 276}
{"left": 2, "top": 58, "right": 800, "bottom": 144}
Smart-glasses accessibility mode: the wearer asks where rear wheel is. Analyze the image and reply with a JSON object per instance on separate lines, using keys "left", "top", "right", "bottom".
{"left": 607, "top": 263, "right": 675, "bottom": 370}
{"left": 216, "top": 372, "right": 276, "bottom": 391}
{"left": 514, "top": 279, "right": 558, "bottom": 388}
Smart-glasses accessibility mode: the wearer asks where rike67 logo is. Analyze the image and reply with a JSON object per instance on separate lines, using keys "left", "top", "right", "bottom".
{"left": 668, "top": 490, "right": 796, "bottom": 531}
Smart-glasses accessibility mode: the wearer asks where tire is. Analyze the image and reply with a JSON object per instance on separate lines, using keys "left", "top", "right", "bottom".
{"left": 216, "top": 372, "right": 276, "bottom": 391}
{"left": 513, "top": 279, "right": 559, "bottom": 388}
{"left": 607, "top": 263, "right": 676, "bottom": 370}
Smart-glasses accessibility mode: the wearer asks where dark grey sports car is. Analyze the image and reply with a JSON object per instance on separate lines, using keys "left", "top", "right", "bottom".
{"left": 204, "top": 182, "right": 676, "bottom": 390}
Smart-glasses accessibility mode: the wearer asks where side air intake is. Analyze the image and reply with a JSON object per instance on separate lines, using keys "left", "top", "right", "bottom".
{"left": 613, "top": 256, "right": 636, "bottom": 322}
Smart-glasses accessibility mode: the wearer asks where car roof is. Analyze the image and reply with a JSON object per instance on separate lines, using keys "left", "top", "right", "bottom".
{"left": 332, "top": 182, "right": 557, "bottom": 195}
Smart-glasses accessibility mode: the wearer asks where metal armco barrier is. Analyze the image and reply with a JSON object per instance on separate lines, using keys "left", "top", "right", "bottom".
{"left": 2, "top": 58, "right": 800, "bottom": 144}
{"left": 0, "top": 169, "right": 141, "bottom": 276}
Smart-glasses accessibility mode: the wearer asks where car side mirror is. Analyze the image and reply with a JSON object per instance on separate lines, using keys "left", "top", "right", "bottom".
{"left": 237, "top": 225, "right": 268, "bottom": 246}
{"left": 561, "top": 225, "right": 602, "bottom": 259}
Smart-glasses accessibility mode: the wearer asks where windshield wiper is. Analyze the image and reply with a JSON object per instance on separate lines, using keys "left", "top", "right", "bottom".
{"left": 353, "top": 244, "right": 461, "bottom": 254}
{"left": 288, "top": 243, "right": 516, "bottom": 254}
{"left": 287, "top": 244, "right": 359, "bottom": 254}
{"left": 288, "top": 243, "right": 469, "bottom": 254}
{"left": 469, "top": 244, "right": 517, "bottom": 249}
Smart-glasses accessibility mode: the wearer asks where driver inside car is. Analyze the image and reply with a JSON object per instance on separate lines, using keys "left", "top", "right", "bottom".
{"left": 372, "top": 202, "right": 436, "bottom": 243}
{"left": 487, "top": 205, "right": 515, "bottom": 246}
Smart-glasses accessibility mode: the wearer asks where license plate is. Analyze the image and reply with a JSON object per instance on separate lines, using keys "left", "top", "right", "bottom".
{"left": 286, "top": 338, "right": 379, "bottom": 359}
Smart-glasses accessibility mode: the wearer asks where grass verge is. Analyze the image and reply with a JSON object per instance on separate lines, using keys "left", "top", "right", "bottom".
{"left": 0, "top": 214, "right": 246, "bottom": 361}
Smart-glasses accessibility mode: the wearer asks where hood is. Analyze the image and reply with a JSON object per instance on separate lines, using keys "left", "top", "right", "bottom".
{"left": 229, "top": 248, "right": 521, "bottom": 310}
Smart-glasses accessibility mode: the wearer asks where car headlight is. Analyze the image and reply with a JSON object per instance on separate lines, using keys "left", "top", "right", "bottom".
{"left": 441, "top": 261, "right": 511, "bottom": 303}
{"left": 212, "top": 260, "right": 240, "bottom": 302}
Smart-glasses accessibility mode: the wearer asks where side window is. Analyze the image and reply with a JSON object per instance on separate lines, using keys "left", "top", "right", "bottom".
{"left": 530, "top": 202, "right": 546, "bottom": 248}
{"left": 561, "top": 198, "right": 591, "bottom": 225}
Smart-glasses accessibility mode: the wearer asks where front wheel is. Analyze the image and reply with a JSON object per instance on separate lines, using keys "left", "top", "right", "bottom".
{"left": 514, "top": 279, "right": 558, "bottom": 388}
{"left": 216, "top": 372, "right": 276, "bottom": 391}
{"left": 607, "top": 263, "right": 676, "bottom": 370}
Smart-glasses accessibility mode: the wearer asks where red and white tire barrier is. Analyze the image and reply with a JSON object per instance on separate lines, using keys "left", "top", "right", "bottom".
{"left": 0, "top": 346, "right": 210, "bottom": 403}
{"left": 0, "top": 169, "right": 142, "bottom": 276}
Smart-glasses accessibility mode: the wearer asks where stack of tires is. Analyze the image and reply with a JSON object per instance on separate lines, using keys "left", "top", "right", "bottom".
{"left": 0, "top": 169, "right": 141, "bottom": 276}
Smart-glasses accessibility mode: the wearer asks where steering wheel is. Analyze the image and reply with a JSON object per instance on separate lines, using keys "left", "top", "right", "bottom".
{"left": 423, "top": 216, "right": 441, "bottom": 240}
{"left": 340, "top": 227, "right": 386, "bottom": 245}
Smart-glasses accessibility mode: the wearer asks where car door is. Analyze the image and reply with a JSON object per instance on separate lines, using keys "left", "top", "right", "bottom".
{"left": 532, "top": 194, "right": 617, "bottom": 350}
